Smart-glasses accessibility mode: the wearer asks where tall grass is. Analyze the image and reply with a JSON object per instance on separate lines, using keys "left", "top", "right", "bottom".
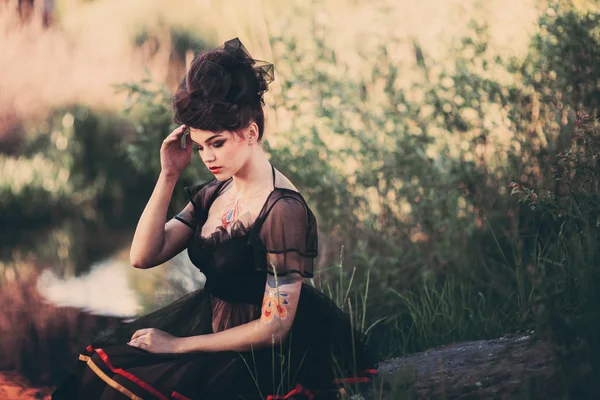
{"left": 0, "top": 0, "right": 540, "bottom": 133}
{"left": 391, "top": 277, "right": 511, "bottom": 353}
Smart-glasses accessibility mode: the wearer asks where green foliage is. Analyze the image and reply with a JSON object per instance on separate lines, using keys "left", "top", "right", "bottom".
{"left": 115, "top": 76, "right": 173, "bottom": 174}
{"left": 170, "top": 28, "right": 210, "bottom": 58}
{"left": 0, "top": 106, "right": 147, "bottom": 226}
{"left": 114, "top": 73, "right": 211, "bottom": 207}
{"left": 511, "top": 114, "right": 600, "bottom": 226}
{"left": 0, "top": 105, "right": 158, "bottom": 276}
{"left": 510, "top": 113, "right": 600, "bottom": 397}
{"left": 133, "top": 24, "right": 210, "bottom": 58}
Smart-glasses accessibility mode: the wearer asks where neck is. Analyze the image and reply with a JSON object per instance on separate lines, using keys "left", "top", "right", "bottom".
{"left": 230, "top": 147, "right": 273, "bottom": 197}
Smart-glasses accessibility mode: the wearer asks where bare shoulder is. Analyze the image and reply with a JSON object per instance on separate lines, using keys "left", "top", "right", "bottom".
{"left": 273, "top": 167, "right": 299, "bottom": 193}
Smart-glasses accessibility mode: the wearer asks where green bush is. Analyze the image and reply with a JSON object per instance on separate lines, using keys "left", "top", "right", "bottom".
{"left": 0, "top": 106, "right": 157, "bottom": 276}
{"left": 1, "top": 106, "right": 148, "bottom": 225}
{"left": 114, "top": 74, "right": 212, "bottom": 208}
{"left": 510, "top": 112, "right": 600, "bottom": 397}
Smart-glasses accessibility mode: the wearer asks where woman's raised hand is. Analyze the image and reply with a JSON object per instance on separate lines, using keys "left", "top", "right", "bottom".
{"left": 160, "top": 125, "right": 192, "bottom": 177}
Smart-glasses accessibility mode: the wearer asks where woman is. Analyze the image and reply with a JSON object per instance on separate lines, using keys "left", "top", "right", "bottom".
{"left": 52, "top": 38, "right": 377, "bottom": 400}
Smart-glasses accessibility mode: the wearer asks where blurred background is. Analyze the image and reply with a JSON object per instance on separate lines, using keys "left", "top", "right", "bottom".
{"left": 2, "top": 0, "right": 600, "bottom": 398}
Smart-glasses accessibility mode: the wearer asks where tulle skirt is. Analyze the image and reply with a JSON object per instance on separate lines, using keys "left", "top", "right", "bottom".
{"left": 51, "top": 284, "right": 378, "bottom": 400}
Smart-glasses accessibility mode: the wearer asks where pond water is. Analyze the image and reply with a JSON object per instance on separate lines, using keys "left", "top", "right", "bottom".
{"left": 36, "top": 249, "right": 205, "bottom": 317}
{"left": 0, "top": 216, "right": 207, "bottom": 386}
{"left": 1, "top": 219, "right": 205, "bottom": 318}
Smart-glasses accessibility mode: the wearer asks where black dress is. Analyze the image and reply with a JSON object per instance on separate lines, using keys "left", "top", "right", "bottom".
{"left": 52, "top": 165, "right": 377, "bottom": 400}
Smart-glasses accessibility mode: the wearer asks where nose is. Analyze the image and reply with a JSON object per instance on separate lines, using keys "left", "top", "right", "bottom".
{"left": 200, "top": 148, "right": 216, "bottom": 164}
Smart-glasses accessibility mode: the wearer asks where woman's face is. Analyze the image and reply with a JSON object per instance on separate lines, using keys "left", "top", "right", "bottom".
{"left": 189, "top": 127, "right": 252, "bottom": 180}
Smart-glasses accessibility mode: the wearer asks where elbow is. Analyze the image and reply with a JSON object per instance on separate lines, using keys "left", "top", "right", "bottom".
{"left": 131, "top": 261, "right": 147, "bottom": 269}
{"left": 129, "top": 251, "right": 152, "bottom": 269}
{"left": 130, "top": 259, "right": 147, "bottom": 269}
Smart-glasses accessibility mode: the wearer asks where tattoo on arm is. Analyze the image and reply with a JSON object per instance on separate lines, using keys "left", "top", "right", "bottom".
{"left": 261, "top": 274, "right": 296, "bottom": 322}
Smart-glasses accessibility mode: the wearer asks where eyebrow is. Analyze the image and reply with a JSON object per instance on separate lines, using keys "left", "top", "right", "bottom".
{"left": 192, "top": 134, "right": 223, "bottom": 146}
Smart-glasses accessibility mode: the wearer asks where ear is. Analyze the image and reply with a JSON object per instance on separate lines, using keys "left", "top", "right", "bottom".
{"left": 246, "top": 122, "right": 259, "bottom": 145}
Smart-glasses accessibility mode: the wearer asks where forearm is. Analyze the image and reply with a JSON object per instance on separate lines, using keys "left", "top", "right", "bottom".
{"left": 130, "top": 171, "right": 179, "bottom": 268}
{"left": 177, "top": 319, "right": 290, "bottom": 353}
{"left": 176, "top": 273, "right": 302, "bottom": 353}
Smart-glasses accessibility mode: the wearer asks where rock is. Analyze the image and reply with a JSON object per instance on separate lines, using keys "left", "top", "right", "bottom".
{"left": 368, "top": 333, "right": 557, "bottom": 399}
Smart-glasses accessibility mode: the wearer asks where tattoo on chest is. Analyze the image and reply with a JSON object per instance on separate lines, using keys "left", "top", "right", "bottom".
{"left": 221, "top": 198, "right": 239, "bottom": 229}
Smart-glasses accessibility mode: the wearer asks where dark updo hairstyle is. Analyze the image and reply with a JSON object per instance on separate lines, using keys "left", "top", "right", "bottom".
{"left": 173, "top": 38, "right": 274, "bottom": 141}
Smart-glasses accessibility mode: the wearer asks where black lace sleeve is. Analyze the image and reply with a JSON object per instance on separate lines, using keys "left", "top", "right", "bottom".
{"left": 249, "top": 194, "right": 318, "bottom": 278}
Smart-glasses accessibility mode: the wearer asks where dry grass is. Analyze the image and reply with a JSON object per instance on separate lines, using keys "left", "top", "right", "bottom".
{"left": 0, "top": 0, "right": 541, "bottom": 136}
{"left": 0, "top": 0, "right": 276, "bottom": 128}
{"left": 0, "top": 1, "right": 170, "bottom": 133}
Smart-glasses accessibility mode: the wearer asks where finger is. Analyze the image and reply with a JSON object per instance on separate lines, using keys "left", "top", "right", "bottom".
{"left": 183, "top": 130, "right": 192, "bottom": 151}
{"left": 163, "top": 136, "right": 179, "bottom": 146}
{"left": 128, "top": 340, "right": 147, "bottom": 349}
{"left": 128, "top": 337, "right": 148, "bottom": 346}
{"left": 164, "top": 133, "right": 183, "bottom": 143}
{"left": 131, "top": 329, "right": 150, "bottom": 341}
{"left": 163, "top": 138, "right": 185, "bottom": 149}
{"left": 163, "top": 127, "right": 185, "bottom": 144}
{"left": 169, "top": 125, "right": 187, "bottom": 139}
{"left": 130, "top": 330, "right": 144, "bottom": 341}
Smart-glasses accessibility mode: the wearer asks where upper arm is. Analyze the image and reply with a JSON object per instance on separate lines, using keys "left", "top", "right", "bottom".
{"left": 259, "top": 273, "right": 302, "bottom": 338}
{"left": 144, "top": 202, "right": 196, "bottom": 268}
{"left": 253, "top": 195, "right": 318, "bottom": 339}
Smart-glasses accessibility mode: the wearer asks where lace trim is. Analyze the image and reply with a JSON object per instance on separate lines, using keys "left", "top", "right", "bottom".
{"left": 198, "top": 218, "right": 254, "bottom": 248}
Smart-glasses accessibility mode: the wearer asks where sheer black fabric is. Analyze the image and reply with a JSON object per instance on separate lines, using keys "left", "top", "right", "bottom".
{"left": 173, "top": 178, "right": 216, "bottom": 229}
{"left": 218, "top": 38, "right": 275, "bottom": 105}
{"left": 248, "top": 193, "right": 317, "bottom": 278}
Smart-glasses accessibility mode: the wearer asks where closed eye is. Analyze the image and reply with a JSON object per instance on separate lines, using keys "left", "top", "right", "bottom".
{"left": 194, "top": 141, "right": 225, "bottom": 151}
